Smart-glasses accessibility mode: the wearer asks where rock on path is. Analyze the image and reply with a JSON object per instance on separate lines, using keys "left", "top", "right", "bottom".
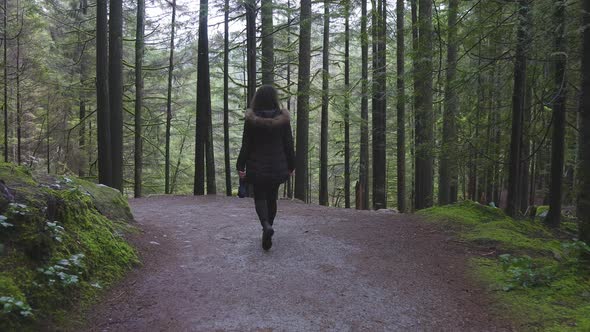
{"left": 85, "top": 195, "right": 508, "bottom": 331}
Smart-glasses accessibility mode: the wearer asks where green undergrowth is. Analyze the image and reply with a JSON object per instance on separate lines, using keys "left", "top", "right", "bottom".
{"left": 419, "top": 201, "right": 590, "bottom": 331}
{"left": 0, "top": 162, "right": 138, "bottom": 330}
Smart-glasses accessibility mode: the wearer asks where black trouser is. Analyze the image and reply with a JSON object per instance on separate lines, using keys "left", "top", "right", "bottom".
{"left": 252, "top": 183, "right": 280, "bottom": 227}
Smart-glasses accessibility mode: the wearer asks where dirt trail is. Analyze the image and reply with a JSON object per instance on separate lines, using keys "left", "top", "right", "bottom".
{"left": 85, "top": 195, "right": 509, "bottom": 331}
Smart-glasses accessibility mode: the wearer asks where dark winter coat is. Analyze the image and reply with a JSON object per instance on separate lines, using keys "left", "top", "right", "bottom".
{"left": 236, "top": 109, "right": 295, "bottom": 185}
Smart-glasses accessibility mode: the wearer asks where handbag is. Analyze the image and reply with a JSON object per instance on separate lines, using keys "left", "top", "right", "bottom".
{"left": 238, "top": 177, "right": 249, "bottom": 198}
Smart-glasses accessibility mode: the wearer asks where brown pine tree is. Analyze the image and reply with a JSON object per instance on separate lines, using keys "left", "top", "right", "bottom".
{"left": 414, "top": 0, "right": 434, "bottom": 210}
{"left": 165, "top": 0, "right": 177, "bottom": 194}
{"left": 576, "top": 0, "right": 590, "bottom": 242}
{"left": 546, "top": 0, "right": 568, "bottom": 227}
{"left": 439, "top": 0, "right": 459, "bottom": 206}
{"left": 109, "top": 0, "right": 123, "bottom": 191}
{"left": 294, "top": 0, "right": 312, "bottom": 202}
{"left": 506, "top": 0, "right": 531, "bottom": 217}
{"left": 223, "top": 0, "right": 231, "bottom": 196}
{"left": 96, "top": 0, "right": 112, "bottom": 186}
{"left": 134, "top": 0, "right": 145, "bottom": 197}
{"left": 358, "top": 0, "right": 369, "bottom": 210}
{"left": 261, "top": 0, "right": 274, "bottom": 85}
{"left": 319, "top": 0, "right": 330, "bottom": 206}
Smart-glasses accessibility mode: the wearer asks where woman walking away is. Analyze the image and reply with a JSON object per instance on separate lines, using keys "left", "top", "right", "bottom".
{"left": 237, "top": 85, "right": 295, "bottom": 251}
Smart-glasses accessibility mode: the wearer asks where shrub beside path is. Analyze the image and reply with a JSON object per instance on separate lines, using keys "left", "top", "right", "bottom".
{"left": 85, "top": 195, "right": 511, "bottom": 331}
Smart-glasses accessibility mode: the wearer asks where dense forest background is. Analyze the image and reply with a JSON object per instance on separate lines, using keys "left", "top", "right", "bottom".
{"left": 1, "top": 0, "right": 589, "bottom": 239}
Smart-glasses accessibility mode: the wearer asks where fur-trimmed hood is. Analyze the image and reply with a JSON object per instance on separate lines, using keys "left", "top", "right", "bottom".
{"left": 245, "top": 109, "right": 290, "bottom": 128}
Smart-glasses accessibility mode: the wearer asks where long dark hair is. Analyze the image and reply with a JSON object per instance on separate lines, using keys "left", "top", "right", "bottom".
{"left": 250, "top": 85, "right": 281, "bottom": 111}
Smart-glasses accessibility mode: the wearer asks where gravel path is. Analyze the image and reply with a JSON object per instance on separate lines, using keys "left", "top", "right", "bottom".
{"left": 85, "top": 195, "right": 509, "bottom": 331}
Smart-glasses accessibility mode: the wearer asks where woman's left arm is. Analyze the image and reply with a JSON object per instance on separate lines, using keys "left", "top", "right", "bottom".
{"left": 236, "top": 121, "right": 250, "bottom": 172}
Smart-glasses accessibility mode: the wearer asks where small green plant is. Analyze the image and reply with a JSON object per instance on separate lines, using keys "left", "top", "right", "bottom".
{"left": 37, "top": 254, "right": 85, "bottom": 286}
{"left": 44, "top": 220, "right": 65, "bottom": 243}
{"left": 499, "top": 254, "right": 555, "bottom": 291}
{"left": 559, "top": 240, "right": 590, "bottom": 266}
{"left": 0, "top": 296, "right": 33, "bottom": 318}
{"left": 7, "top": 203, "right": 30, "bottom": 216}
{"left": 0, "top": 215, "right": 13, "bottom": 228}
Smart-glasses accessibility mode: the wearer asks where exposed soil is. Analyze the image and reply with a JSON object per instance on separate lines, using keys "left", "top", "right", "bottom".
{"left": 84, "top": 195, "right": 512, "bottom": 331}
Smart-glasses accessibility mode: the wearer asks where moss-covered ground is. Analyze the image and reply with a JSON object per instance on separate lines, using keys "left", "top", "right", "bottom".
{"left": 0, "top": 163, "right": 138, "bottom": 330}
{"left": 418, "top": 201, "right": 590, "bottom": 331}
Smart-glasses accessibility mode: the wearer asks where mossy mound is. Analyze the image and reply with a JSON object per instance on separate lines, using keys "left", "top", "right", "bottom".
{"left": 418, "top": 201, "right": 590, "bottom": 331}
{"left": 0, "top": 163, "right": 138, "bottom": 330}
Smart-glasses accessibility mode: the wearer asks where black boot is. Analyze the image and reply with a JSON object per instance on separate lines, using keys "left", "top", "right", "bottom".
{"left": 255, "top": 199, "right": 274, "bottom": 250}
{"left": 261, "top": 220, "right": 274, "bottom": 251}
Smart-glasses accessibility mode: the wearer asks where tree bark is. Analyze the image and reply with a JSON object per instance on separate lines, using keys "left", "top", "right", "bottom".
{"left": 78, "top": 5, "right": 87, "bottom": 177}
{"left": 261, "top": 0, "right": 274, "bottom": 85}
{"left": 358, "top": 0, "right": 369, "bottom": 210}
{"left": 395, "top": 0, "right": 406, "bottom": 212}
{"left": 546, "top": 0, "right": 567, "bottom": 227}
{"left": 109, "top": 0, "right": 123, "bottom": 191}
{"left": 294, "top": 0, "right": 312, "bottom": 202}
{"left": 165, "top": 0, "right": 176, "bottom": 194}
{"left": 344, "top": 0, "right": 351, "bottom": 208}
{"left": 15, "top": 1, "right": 20, "bottom": 165}
{"left": 506, "top": 0, "right": 531, "bottom": 217}
{"left": 205, "top": 96, "right": 216, "bottom": 194}
{"left": 245, "top": 0, "right": 256, "bottom": 105}
{"left": 520, "top": 86, "right": 532, "bottom": 211}
{"left": 96, "top": 0, "right": 112, "bottom": 186}
{"left": 164, "top": 0, "right": 176, "bottom": 194}
{"left": 319, "top": 0, "right": 330, "bottom": 206}
{"left": 579, "top": 0, "right": 590, "bottom": 243}
{"left": 223, "top": 0, "right": 231, "bottom": 196}
{"left": 414, "top": 0, "right": 434, "bottom": 210}
{"left": 285, "top": 0, "right": 293, "bottom": 199}
{"left": 194, "top": 0, "right": 209, "bottom": 195}
{"left": 439, "top": 0, "right": 459, "bottom": 206}
{"left": 3, "top": 0, "right": 7, "bottom": 162}
{"left": 372, "top": 0, "right": 387, "bottom": 210}
{"left": 134, "top": 0, "right": 145, "bottom": 198}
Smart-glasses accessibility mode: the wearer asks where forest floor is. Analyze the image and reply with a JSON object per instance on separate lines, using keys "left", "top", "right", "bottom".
{"left": 83, "top": 195, "right": 512, "bottom": 331}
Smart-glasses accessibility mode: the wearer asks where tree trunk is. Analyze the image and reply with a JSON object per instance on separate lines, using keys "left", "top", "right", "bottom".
{"left": 439, "top": 0, "right": 459, "bottom": 206}
{"left": 578, "top": 0, "right": 590, "bottom": 243}
{"left": 96, "top": 0, "right": 112, "bottom": 186}
{"left": 294, "top": 0, "right": 311, "bottom": 202}
{"left": 344, "top": 0, "right": 351, "bottom": 208}
{"left": 165, "top": 0, "right": 176, "bottom": 194}
{"left": 134, "top": 0, "right": 144, "bottom": 198}
{"left": 395, "top": 0, "right": 406, "bottom": 212}
{"left": 410, "top": 0, "right": 418, "bottom": 211}
{"left": 3, "top": 0, "right": 7, "bottom": 162}
{"left": 194, "top": 0, "right": 209, "bottom": 195}
{"left": 414, "top": 0, "right": 434, "bottom": 210}
{"left": 547, "top": 0, "right": 568, "bottom": 227}
{"left": 109, "top": 0, "right": 123, "bottom": 191}
{"left": 506, "top": 0, "right": 531, "bottom": 217}
{"left": 15, "top": 3, "right": 20, "bottom": 165}
{"left": 261, "top": 0, "right": 274, "bottom": 85}
{"left": 285, "top": 0, "right": 293, "bottom": 199}
{"left": 223, "top": 0, "right": 231, "bottom": 196}
{"left": 245, "top": 0, "right": 256, "bottom": 105}
{"left": 205, "top": 99, "right": 216, "bottom": 194}
{"left": 358, "top": 0, "right": 369, "bottom": 210}
{"left": 319, "top": 0, "right": 330, "bottom": 206}
{"left": 77, "top": 0, "right": 88, "bottom": 177}
{"left": 520, "top": 86, "right": 532, "bottom": 211}
{"left": 372, "top": 0, "right": 387, "bottom": 210}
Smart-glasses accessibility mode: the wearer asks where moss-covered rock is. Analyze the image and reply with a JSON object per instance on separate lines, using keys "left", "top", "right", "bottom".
{"left": 0, "top": 163, "right": 138, "bottom": 330}
{"left": 418, "top": 201, "right": 590, "bottom": 331}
